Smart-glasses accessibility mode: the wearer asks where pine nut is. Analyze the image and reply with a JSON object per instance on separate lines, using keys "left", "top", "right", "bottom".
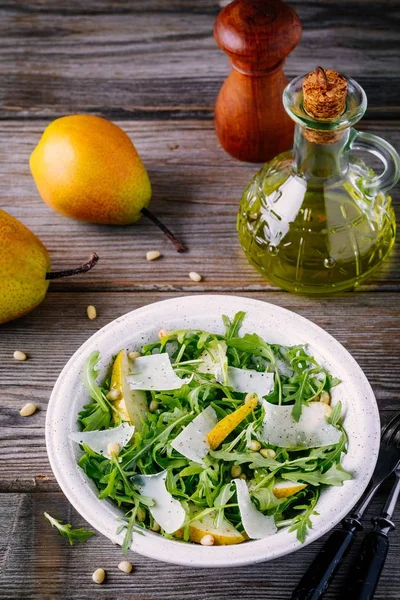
{"left": 107, "top": 442, "right": 120, "bottom": 457}
{"left": 159, "top": 328, "right": 169, "bottom": 339}
{"left": 19, "top": 403, "right": 37, "bottom": 417}
{"left": 320, "top": 391, "right": 331, "bottom": 405}
{"left": 249, "top": 440, "right": 261, "bottom": 452}
{"left": 231, "top": 465, "right": 242, "bottom": 478}
{"left": 92, "top": 568, "right": 105, "bottom": 584}
{"left": 189, "top": 271, "right": 202, "bottom": 282}
{"left": 150, "top": 521, "right": 161, "bottom": 532}
{"left": 128, "top": 351, "right": 141, "bottom": 360}
{"left": 149, "top": 400, "right": 159, "bottom": 413}
{"left": 200, "top": 534, "right": 215, "bottom": 546}
{"left": 86, "top": 305, "right": 97, "bottom": 320}
{"left": 146, "top": 250, "right": 161, "bottom": 261}
{"left": 260, "top": 448, "right": 276, "bottom": 459}
{"left": 118, "top": 560, "right": 133, "bottom": 573}
{"left": 239, "top": 473, "right": 247, "bottom": 480}
{"left": 13, "top": 350, "right": 27, "bottom": 361}
{"left": 245, "top": 392, "right": 257, "bottom": 403}
{"left": 106, "top": 389, "right": 121, "bottom": 401}
{"left": 137, "top": 507, "right": 146, "bottom": 522}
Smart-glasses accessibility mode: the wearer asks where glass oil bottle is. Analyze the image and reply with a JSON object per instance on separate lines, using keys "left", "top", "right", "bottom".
{"left": 237, "top": 68, "right": 400, "bottom": 293}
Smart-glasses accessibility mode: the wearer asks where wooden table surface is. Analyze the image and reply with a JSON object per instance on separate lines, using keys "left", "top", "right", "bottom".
{"left": 1, "top": 1, "right": 399, "bottom": 598}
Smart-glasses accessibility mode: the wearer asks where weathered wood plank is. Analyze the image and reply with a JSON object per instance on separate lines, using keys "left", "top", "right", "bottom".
{"left": 1, "top": 490, "right": 399, "bottom": 599}
{"left": 0, "top": 291, "right": 399, "bottom": 492}
{"left": 1, "top": 120, "right": 399, "bottom": 292}
{"left": 0, "top": 1, "right": 399, "bottom": 119}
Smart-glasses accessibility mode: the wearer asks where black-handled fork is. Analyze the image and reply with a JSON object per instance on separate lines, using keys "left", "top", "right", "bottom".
{"left": 290, "top": 412, "right": 400, "bottom": 600}
{"left": 346, "top": 462, "right": 400, "bottom": 599}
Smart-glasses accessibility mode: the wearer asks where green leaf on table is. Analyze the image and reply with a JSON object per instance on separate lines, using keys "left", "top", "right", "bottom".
{"left": 44, "top": 512, "right": 95, "bottom": 545}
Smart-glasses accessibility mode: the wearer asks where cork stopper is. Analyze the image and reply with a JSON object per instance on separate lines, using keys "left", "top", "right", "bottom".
{"left": 302, "top": 67, "right": 347, "bottom": 144}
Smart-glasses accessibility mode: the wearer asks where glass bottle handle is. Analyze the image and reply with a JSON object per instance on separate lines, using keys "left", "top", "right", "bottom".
{"left": 349, "top": 129, "right": 400, "bottom": 194}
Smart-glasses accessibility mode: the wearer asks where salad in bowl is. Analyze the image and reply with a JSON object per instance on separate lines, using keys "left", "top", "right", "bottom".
{"left": 72, "top": 311, "right": 350, "bottom": 552}
{"left": 46, "top": 295, "right": 379, "bottom": 567}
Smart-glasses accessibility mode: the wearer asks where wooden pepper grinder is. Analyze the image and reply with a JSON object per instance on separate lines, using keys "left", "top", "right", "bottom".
{"left": 214, "top": 0, "right": 302, "bottom": 163}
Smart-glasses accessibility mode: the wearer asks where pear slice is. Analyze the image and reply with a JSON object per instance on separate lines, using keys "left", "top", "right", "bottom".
{"left": 188, "top": 512, "right": 246, "bottom": 545}
{"left": 207, "top": 396, "right": 258, "bottom": 450}
{"left": 273, "top": 480, "right": 307, "bottom": 499}
{"left": 110, "top": 350, "right": 148, "bottom": 430}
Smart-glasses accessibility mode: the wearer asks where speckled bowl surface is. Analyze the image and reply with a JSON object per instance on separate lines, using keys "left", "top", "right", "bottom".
{"left": 46, "top": 295, "right": 380, "bottom": 567}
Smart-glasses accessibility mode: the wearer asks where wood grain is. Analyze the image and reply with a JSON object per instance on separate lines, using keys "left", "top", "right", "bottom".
{"left": 0, "top": 1, "right": 399, "bottom": 119}
{"left": 0, "top": 2, "right": 399, "bottom": 599}
{"left": 1, "top": 489, "right": 399, "bottom": 600}
{"left": 0, "top": 291, "right": 399, "bottom": 492}
{"left": 1, "top": 120, "right": 399, "bottom": 292}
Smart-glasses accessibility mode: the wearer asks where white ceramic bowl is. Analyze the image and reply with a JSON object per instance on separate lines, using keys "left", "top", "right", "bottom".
{"left": 46, "top": 295, "right": 380, "bottom": 568}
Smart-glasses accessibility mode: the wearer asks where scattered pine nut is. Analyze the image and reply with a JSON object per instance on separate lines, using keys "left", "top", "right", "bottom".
{"left": 231, "top": 465, "right": 242, "bottom": 478}
{"left": 320, "top": 391, "right": 331, "bottom": 405}
{"left": 19, "top": 403, "right": 37, "bottom": 417}
{"left": 260, "top": 448, "right": 276, "bottom": 459}
{"left": 249, "top": 440, "right": 261, "bottom": 452}
{"left": 239, "top": 473, "right": 247, "bottom": 480}
{"left": 107, "top": 442, "right": 120, "bottom": 457}
{"left": 137, "top": 507, "right": 146, "bottom": 522}
{"left": 106, "top": 389, "right": 121, "bottom": 401}
{"left": 92, "top": 568, "right": 105, "bottom": 584}
{"left": 149, "top": 400, "right": 159, "bottom": 413}
{"left": 128, "top": 351, "right": 141, "bottom": 360}
{"left": 118, "top": 560, "right": 133, "bottom": 573}
{"left": 189, "top": 271, "right": 202, "bottom": 282}
{"left": 146, "top": 250, "right": 161, "bottom": 261}
{"left": 150, "top": 521, "right": 161, "bottom": 532}
{"left": 200, "top": 534, "right": 215, "bottom": 546}
{"left": 159, "top": 328, "right": 169, "bottom": 339}
{"left": 13, "top": 350, "right": 27, "bottom": 361}
{"left": 86, "top": 305, "right": 97, "bottom": 320}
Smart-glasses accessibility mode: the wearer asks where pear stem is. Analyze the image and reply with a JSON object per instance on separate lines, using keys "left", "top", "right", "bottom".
{"left": 141, "top": 207, "right": 185, "bottom": 253}
{"left": 45, "top": 252, "right": 99, "bottom": 280}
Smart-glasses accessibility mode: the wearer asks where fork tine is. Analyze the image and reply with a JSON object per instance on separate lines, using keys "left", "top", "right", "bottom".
{"left": 382, "top": 412, "right": 400, "bottom": 445}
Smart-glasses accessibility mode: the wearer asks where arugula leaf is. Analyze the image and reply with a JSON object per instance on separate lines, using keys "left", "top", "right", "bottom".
{"left": 83, "top": 351, "right": 109, "bottom": 412}
{"left": 210, "top": 449, "right": 280, "bottom": 469}
{"left": 327, "top": 401, "right": 342, "bottom": 427}
{"left": 44, "top": 512, "right": 95, "bottom": 545}
{"left": 78, "top": 352, "right": 113, "bottom": 431}
{"left": 214, "top": 483, "right": 235, "bottom": 528}
{"left": 79, "top": 404, "right": 112, "bottom": 432}
{"left": 227, "top": 334, "right": 283, "bottom": 404}
{"left": 282, "top": 463, "right": 352, "bottom": 486}
{"left": 289, "top": 491, "right": 319, "bottom": 543}
{"left": 250, "top": 480, "right": 286, "bottom": 511}
{"left": 222, "top": 311, "right": 246, "bottom": 339}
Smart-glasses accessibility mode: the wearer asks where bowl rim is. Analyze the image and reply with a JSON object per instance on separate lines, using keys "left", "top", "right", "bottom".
{"left": 46, "top": 294, "right": 380, "bottom": 568}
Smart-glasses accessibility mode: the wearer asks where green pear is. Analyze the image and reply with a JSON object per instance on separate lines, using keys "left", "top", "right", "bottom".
{"left": 0, "top": 209, "right": 98, "bottom": 325}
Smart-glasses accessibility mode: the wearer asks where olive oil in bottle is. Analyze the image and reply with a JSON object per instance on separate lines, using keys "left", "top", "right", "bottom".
{"left": 237, "top": 68, "right": 399, "bottom": 294}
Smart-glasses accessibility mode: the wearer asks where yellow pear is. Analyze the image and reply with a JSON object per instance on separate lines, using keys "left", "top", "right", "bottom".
{"left": 30, "top": 115, "right": 184, "bottom": 251}
{"left": 273, "top": 480, "right": 307, "bottom": 499}
{"left": 188, "top": 511, "right": 246, "bottom": 545}
{"left": 110, "top": 350, "right": 148, "bottom": 431}
{"left": 174, "top": 505, "right": 245, "bottom": 546}
{"left": 0, "top": 209, "right": 98, "bottom": 325}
